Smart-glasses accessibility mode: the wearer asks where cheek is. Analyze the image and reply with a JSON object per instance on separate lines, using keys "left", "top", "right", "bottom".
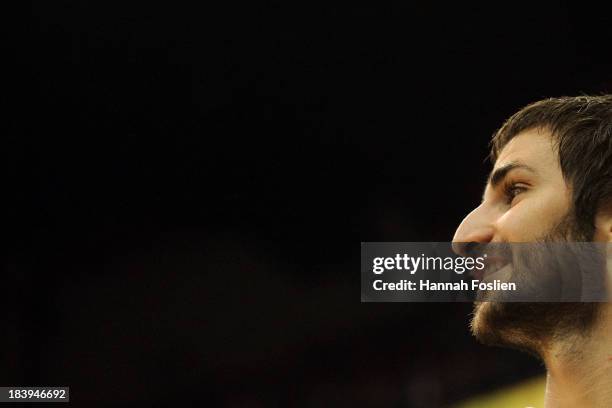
{"left": 496, "top": 190, "right": 570, "bottom": 241}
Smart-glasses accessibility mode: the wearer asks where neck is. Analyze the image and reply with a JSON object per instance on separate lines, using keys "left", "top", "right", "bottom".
{"left": 542, "top": 304, "right": 612, "bottom": 408}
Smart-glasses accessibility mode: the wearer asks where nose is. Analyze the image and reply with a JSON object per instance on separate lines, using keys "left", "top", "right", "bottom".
{"left": 452, "top": 204, "right": 495, "bottom": 256}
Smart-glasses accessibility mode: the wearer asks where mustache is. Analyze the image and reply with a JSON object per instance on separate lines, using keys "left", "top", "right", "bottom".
{"left": 455, "top": 211, "right": 592, "bottom": 260}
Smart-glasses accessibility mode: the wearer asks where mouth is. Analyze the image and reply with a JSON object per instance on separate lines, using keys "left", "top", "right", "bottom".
{"left": 471, "top": 256, "right": 512, "bottom": 281}
{"left": 471, "top": 268, "right": 485, "bottom": 281}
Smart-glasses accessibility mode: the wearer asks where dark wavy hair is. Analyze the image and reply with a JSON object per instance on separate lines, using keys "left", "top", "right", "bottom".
{"left": 490, "top": 95, "right": 612, "bottom": 239}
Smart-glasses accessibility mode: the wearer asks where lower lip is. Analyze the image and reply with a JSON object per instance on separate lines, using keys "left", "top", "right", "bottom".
{"left": 471, "top": 269, "right": 485, "bottom": 280}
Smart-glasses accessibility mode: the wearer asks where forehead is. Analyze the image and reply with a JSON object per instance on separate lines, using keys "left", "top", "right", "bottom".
{"left": 494, "top": 128, "right": 559, "bottom": 173}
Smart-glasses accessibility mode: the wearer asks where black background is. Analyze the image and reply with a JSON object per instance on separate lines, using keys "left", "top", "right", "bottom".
{"left": 6, "top": 2, "right": 612, "bottom": 407}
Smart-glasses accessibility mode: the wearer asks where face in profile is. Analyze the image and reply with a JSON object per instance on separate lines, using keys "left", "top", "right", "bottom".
{"left": 453, "top": 128, "right": 604, "bottom": 354}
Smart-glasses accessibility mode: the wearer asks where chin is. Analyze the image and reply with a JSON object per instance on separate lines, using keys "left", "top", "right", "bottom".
{"left": 471, "top": 302, "right": 547, "bottom": 357}
{"left": 470, "top": 301, "right": 600, "bottom": 357}
{"left": 470, "top": 302, "right": 506, "bottom": 346}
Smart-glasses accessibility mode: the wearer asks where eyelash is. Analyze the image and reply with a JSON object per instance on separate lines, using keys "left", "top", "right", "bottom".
{"left": 503, "top": 183, "right": 527, "bottom": 205}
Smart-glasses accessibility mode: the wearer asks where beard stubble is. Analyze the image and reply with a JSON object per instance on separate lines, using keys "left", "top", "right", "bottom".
{"left": 470, "top": 213, "right": 603, "bottom": 356}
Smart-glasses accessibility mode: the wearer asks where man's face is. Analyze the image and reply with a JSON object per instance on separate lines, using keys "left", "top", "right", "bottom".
{"left": 453, "top": 128, "right": 600, "bottom": 351}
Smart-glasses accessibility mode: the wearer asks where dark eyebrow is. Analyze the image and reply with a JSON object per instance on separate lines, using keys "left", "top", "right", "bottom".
{"left": 487, "top": 162, "right": 537, "bottom": 188}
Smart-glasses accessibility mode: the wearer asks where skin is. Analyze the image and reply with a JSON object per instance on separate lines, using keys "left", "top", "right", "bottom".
{"left": 452, "top": 128, "right": 612, "bottom": 407}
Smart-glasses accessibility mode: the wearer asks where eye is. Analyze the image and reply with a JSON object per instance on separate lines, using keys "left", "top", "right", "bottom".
{"left": 504, "top": 183, "right": 527, "bottom": 205}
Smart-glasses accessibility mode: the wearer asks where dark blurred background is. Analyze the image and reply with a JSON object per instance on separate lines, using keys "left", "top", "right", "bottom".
{"left": 5, "top": 2, "right": 612, "bottom": 407}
